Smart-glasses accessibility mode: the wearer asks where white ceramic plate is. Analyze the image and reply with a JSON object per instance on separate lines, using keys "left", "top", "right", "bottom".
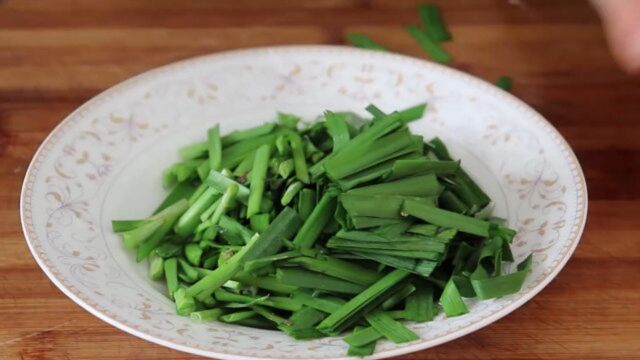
{"left": 21, "top": 45, "right": 587, "bottom": 359}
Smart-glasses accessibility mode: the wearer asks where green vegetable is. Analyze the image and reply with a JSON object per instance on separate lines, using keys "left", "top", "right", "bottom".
{"left": 188, "top": 184, "right": 207, "bottom": 205}
{"left": 164, "top": 257, "right": 179, "bottom": 299}
{"left": 185, "top": 243, "right": 203, "bottom": 266}
{"left": 325, "top": 128, "right": 420, "bottom": 181}
{"left": 343, "top": 248, "right": 441, "bottom": 261}
{"left": 186, "top": 208, "right": 301, "bottom": 300}
{"left": 232, "top": 154, "right": 253, "bottom": 177}
{"left": 249, "top": 213, "right": 270, "bottom": 233}
{"left": 276, "top": 161, "right": 292, "bottom": 181}
{"left": 251, "top": 305, "right": 291, "bottom": 326}
{"left": 174, "top": 188, "right": 219, "bottom": 237}
{"left": 233, "top": 316, "right": 277, "bottom": 330}
{"left": 276, "top": 268, "right": 366, "bottom": 294}
{"left": 365, "top": 310, "right": 419, "bottom": 343}
{"left": 233, "top": 273, "right": 297, "bottom": 294}
{"left": 292, "top": 190, "right": 338, "bottom": 248}
{"left": 288, "top": 306, "right": 326, "bottom": 330}
{"left": 113, "top": 104, "right": 531, "bottom": 356}
{"left": 288, "top": 133, "right": 310, "bottom": 183}
{"left": 341, "top": 193, "right": 436, "bottom": 219}
{"left": 336, "top": 152, "right": 422, "bottom": 190}
{"left": 345, "top": 326, "right": 383, "bottom": 348}
{"left": 439, "top": 189, "right": 469, "bottom": 213}
{"left": 197, "top": 160, "right": 211, "bottom": 181}
{"left": 278, "top": 112, "right": 300, "bottom": 129}
{"left": 222, "top": 134, "right": 276, "bottom": 169}
{"left": 211, "top": 183, "right": 238, "bottom": 226}
{"left": 111, "top": 219, "right": 152, "bottom": 233}
{"left": 496, "top": 76, "right": 513, "bottom": 91}
{"left": 292, "top": 290, "right": 346, "bottom": 313}
{"left": 429, "top": 138, "right": 491, "bottom": 209}
{"left": 281, "top": 181, "right": 304, "bottom": 205}
{"left": 280, "top": 306, "right": 327, "bottom": 339}
{"left": 405, "top": 283, "right": 435, "bottom": 322}
{"left": 154, "top": 242, "right": 181, "bottom": 258}
{"left": 327, "top": 237, "right": 446, "bottom": 253}
{"left": 136, "top": 200, "right": 189, "bottom": 262}
{"left": 324, "top": 111, "right": 351, "bottom": 151}
{"left": 381, "top": 283, "right": 415, "bottom": 310}
{"left": 148, "top": 253, "right": 164, "bottom": 280}
{"left": 207, "top": 125, "right": 222, "bottom": 170}
{"left": 174, "top": 288, "right": 197, "bottom": 316}
{"left": 247, "top": 144, "right": 271, "bottom": 217}
{"left": 222, "top": 123, "right": 275, "bottom": 147}
{"left": 471, "top": 254, "right": 532, "bottom": 299}
{"left": 121, "top": 220, "right": 162, "bottom": 249}
{"left": 418, "top": 3, "right": 452, "bottom": 42}
{"left": 179, "top": 142, "right": 208, "bottom": 160}
{"left": 440, "top": 278, "right": 468, "bottom": 317}
{"left": 153, "top": 182, "right": 198, "bottom": 215}
{"left": 402, "top": 199, "right": 491, "bottom": 237}
{"left": 191, "top": 308, "right": 223, "bottom": 321}
{"left": 406, "top": 24, "right": 453, "bottom": 63}
{"left": 316, "top": 269, "right": 410, "bottom": 335}
{"left": 387, "top": 159, "right": 459, "bottom": 180}
{"left": 285, "top": 254, "right": 381, "bottom": 286}
{"left": 295, "top": 189, "right": 316, "bottom": 221}
{"left": 312, "top": 110, "right": 402, "bottom": 179}
{"left": 346, "top": 326, "right": 378, "bottom": 356}
{"left": 219, "top": 215, "right": 254, "bottom": 244}
{"left": 244, "top": 250, "right": 301, "bottom": 272}
{"left": 178, "top": 258, "right": 199, "bottom": 283}
{"left": 348, "top": 174, "right": 442, "bottom": 197}
{"left": 350, "top": 216, "right": 401, "bottom": 229}
{"left": 353, "top": 251, "right": 438, "bottom": 276}
{"left": 214, "top": 288, "right": 302, "bottom": 312}
{"left": 347, "top": 33, "right": 387, "bottom": 51}
{"left": 204, "top": 170, "right": 252, "bottom": 203}
{"left": 199, "top": 198, "right": 221, "bottom": 223}
{"left": 220, "top": 310, "right": 256, "bottom": 323}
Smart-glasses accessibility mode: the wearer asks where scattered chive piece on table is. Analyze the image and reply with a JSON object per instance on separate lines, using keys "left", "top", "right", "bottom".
{"left": 496, "top": 76, "right": 513, "bottom": 91}
{"left": 406, "top": 24, "right": 453, "bottom": 63}
{"left": 112, "top": 104, "right": 530, "bottom": 356}
{"left": 346, "top": 33, "right": 388, "bottom": 51}
{"left": 418, "top": 3, "right": 452, "bottom": 42}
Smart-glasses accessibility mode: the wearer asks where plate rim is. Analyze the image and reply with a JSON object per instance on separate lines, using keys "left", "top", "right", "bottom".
{"left": 20, "top": 44, "right": 588, "bottom": 360}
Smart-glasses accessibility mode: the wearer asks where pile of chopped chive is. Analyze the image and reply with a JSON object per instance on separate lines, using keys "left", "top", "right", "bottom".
{"left": 113, "top": 104, "right": 531, "bottom": 356}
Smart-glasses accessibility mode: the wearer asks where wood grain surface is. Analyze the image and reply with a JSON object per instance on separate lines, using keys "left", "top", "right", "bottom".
{"left": 2, "top": 0, "right": 640, "bottom": 359}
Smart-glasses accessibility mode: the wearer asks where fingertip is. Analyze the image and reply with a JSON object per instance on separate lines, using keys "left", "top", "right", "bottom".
{"left": 611, "top": 28, "right": 640, "bottom": 74}
{"left": 591, "top": 0, "right": 640, "bottom": 74}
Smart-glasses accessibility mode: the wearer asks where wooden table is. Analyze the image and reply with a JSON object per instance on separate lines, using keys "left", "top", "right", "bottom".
{"left": 2, "top": 0, "right": 639, "bottom": 359}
